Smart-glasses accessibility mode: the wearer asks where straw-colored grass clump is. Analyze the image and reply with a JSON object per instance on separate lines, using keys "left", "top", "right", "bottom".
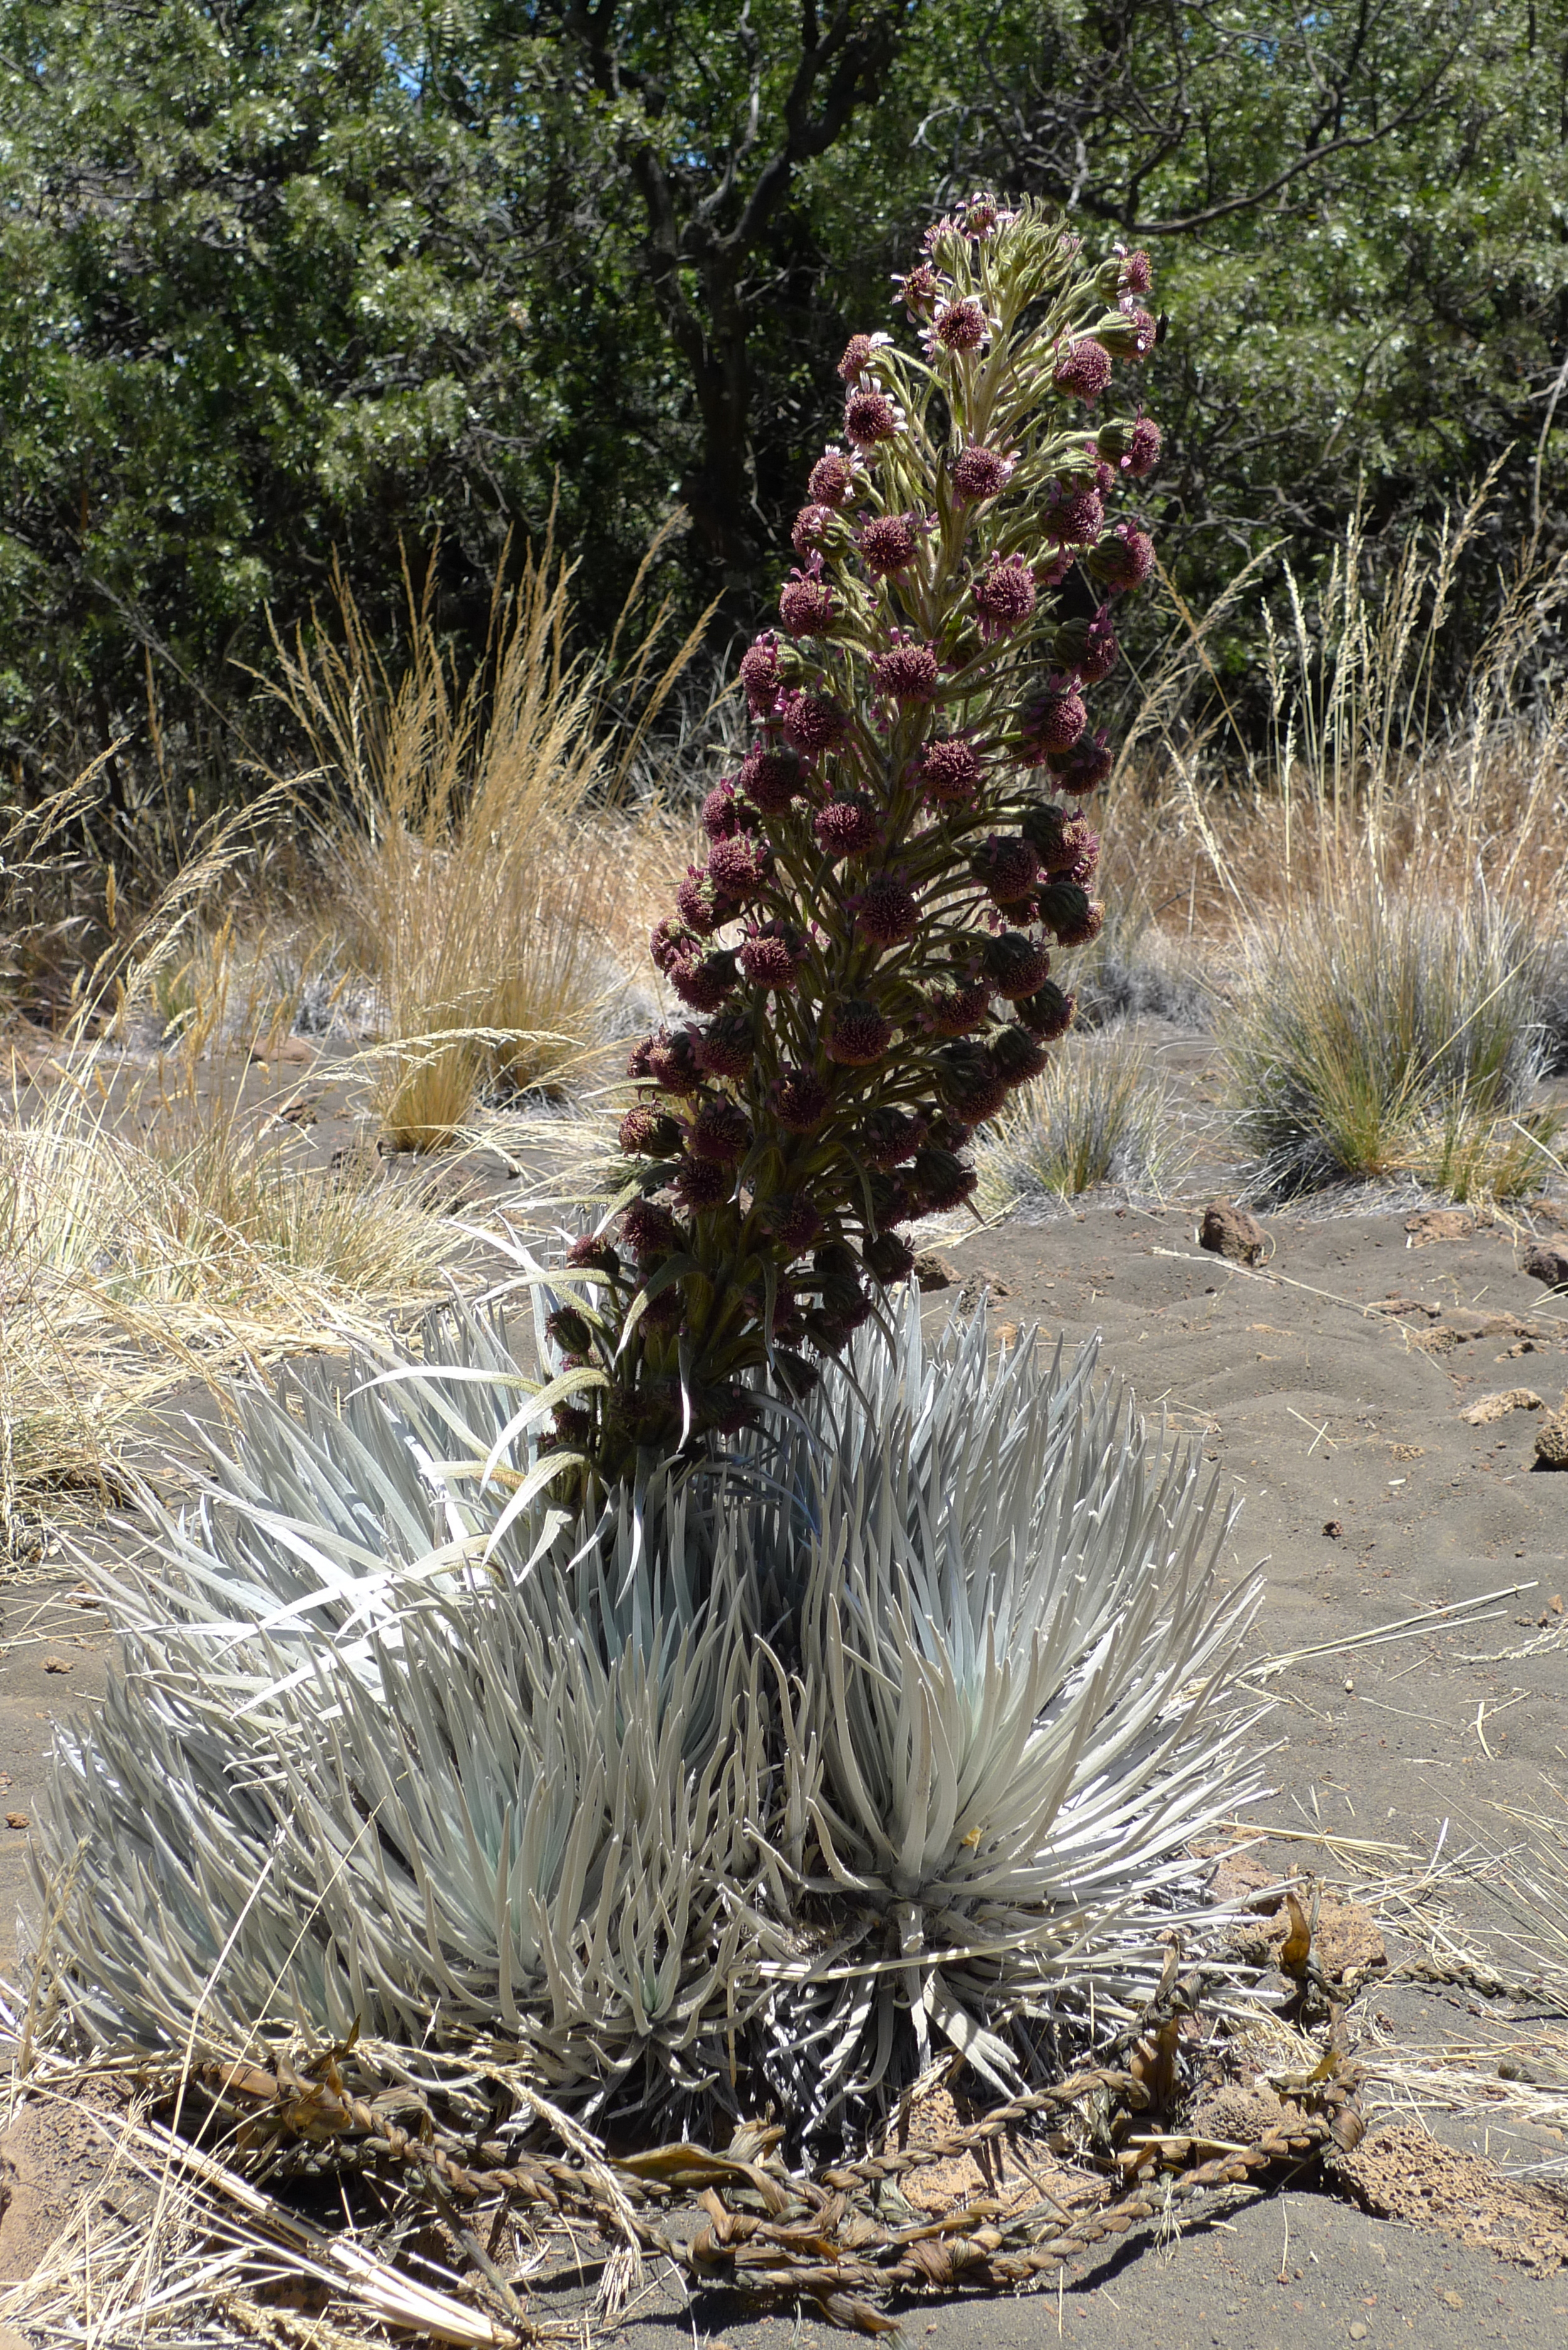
{"left": 269, "top": 533, "right": 707, "bottom": 1150}
{"left": 1217, "top": 890, "right": 1559, "bottom": 1201}
{"left": 979, "top": 1028, "right": 1188, "bottom": 1211}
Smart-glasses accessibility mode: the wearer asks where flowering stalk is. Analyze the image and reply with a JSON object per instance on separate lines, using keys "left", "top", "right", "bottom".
{"left": 552, "top": 196, "right": 1162, "bottom": 1482}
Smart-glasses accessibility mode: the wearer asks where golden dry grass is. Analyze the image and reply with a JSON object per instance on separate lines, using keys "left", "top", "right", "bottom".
{"left": 265, "top": 526, "right": 711, "bottom": 1149}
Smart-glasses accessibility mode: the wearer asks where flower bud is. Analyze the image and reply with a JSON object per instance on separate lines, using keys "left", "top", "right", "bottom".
{"left": 1017, "top": 981, "right": 1076, "bottom": 1041}
{"left": 687, "top": 1097, "right": 753, "bottom": 1163}
{"left": 647, "top": 1026, "right": 703, "bottom": 1095}
{"left": 707, "top": 834, "right": 771, "bottom": 904}
{"left": 825, "top": 999, "right": 893, "bottom": 1067}
{"left": 981, "top": 930, "right": 1053, "bottom": 999}
{"left": 1036, "top": 880, "right": 1104, "bottom": 949}
{"left": 850, "top": 870, "right": 919, "bottom": 947}
{"left": 991, "top": 1024, "right": 1050, "bottom": 1087}
{"left": 695, "top": 1009, "right": 756, "bottom": 1078}
{"left": 738, "top": 633, "right": 781, "bottom": 716}
{"left": 973, "top": 551, "right": 1037, "bottom": 639}
{"left": 934, "top": 1039, "right": 1009, "bottom": 1122}
{"left": 861, "top": 1105, "right": 927, "bottom": 1167}
{"left": 620, "top": 1198, "right": 680, "bottom": 1259}
{"left": 969, "top": 832, "right": 1041, "bottom": 907}
{"left": 772, "top": 1065, "right": 832, "bottom": 1130}
{"left": 862, "top": 1230, "right": 916, "bottom": 1284}
{"left": 670, "top": 949, "right": 740, "bottom": 1012}
{"left": 672, "top": 1154, "right": 731, "bottom": 1210}
{"left": 814, "top": 794, "right": 884, "bottom": 861}
{"left": 566, "top": 1233, "right": 621, "bottom": 1277}
{"left": 545, "top": 1305, "right": 593, "bottom": 1354}
{"left": 918, "top": 735, "right": 983, "bottom": 807}
{"left": 619, "top": 1105, "right": 682, "bottom": 1157}
{"left": 908, "top": 1146, "right": 977, "bottom": 1213}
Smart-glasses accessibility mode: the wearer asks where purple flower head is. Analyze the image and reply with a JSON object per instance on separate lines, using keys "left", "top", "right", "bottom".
{"left": 672, "top": 1154, "right": 731, "bottom": 1210}
{"left": 738, "top": 919, "right": 807, "bottom": 991}
{"left": 862, "top": 1230, "right": 916, "bottom": 1284}
{"left": 792, "top": 502, "right": 836, "bottom": 555}
{"left": 707, "top": 832, "right": 771, "bottom": 904}
{"left": 850, "top": 869, "right": 919, "bottom": 946}
{"left": 626, "top": 1033, "right": 656, "bottom": 1082}
{"left": 1045, "top": 482, "right": 1105, "bottom": 546}
{"left": 825, "top": 999, "right": 893, "bottom": 1067}
{"left": 919, "top": 735, "right": 984, "bottom": 807}
{"left": 1020, "top": 802, "right": 1071, "bottom": 861}
{"left": 1088, "top": 521, "right": 1155, "bottom": 594}
{"left": 1099, "top": 415, "right": 1163, "bottom": 479}
{"left": 772, "top": 1065, "right": 832, "bottom": 1131}
{"left": 544, "top": 1301, "right": 593, "bottom": 1353}
{"left": 687, "top": 1096, "right": 753, "bottom": 1164}
{"left": 1053, "top": 606, "right": 1120, "bottom": 683}
{"left": 924, "top": 978, "right": 993, "bottom": 1036}
{"left": 858, "top": 511, "right": 920, "bottom": 577}
{"left": 992, "top": 1024, "right": 1050, "bottom": 1087}
{"left": 1052, "top": 339, "right": 1112, "bottom": 403}
{"left": 928, "top": 297, "right": 988, "bottom": 356}
{"left": 1018, "top": 980, "right": 1077, "bottom": 1042}
{"left": 780, "top": 570, "right": 836, "bottom": 638}
{"left": 701, "top": 779, "right": 743, "bottom": 839}
{"left": 969, "top": 831, "right": 1042, "bottom": 907}
{"left": 1118, "top": 247, "right": 1153, "bottom": 298}
{"left": 973, "top": 552, "right": 1038, "bottom": 641}
{"left": 1034, "top": 810, "right": 1098, "bottom": 876}
{"left": 935, "top": 1039, "right": 1010, "bottom": 1123}
{"left": 670, "top": 948, "right": 739, "bottom": 1013}
{"left": 646, "top": 1024, "right": 704, "bottom": 1096}
{"left": 813, "top": 793, "right": 884, "bottom": 861}
{"left": 649, "top": 917, "right": 699, "bottom": 976}
{"left": 844, "top": 386, "right": 903, "bottom": 448}
{"left": 566, "top": 1232, "right": 620, "bottom": 1276}
{"left": 640, "top": 1282, "right": 684, "bottom": 1332}
{"left": 962, "top": 193, "right": 1014, "bottom": 239}
{"left": 620, "top": 1197, "right": 679, "bottom": 1260}
{"left": 1124, "top": 415, "right": 1163, "bottom": 477}
{"left": 950, "top": 444, "right": 1015, "bottom": 503}
{"left": 781, "top": 689, "right": 848, "bottom": 760}
{"left": 694, "top": 1008, "right": 755, "bottom": 1078}
{"left": 619, "top": 1104, "right": 682, "bottom": 1157}
{"left": 807, "top": 446, "right": 861, "bottom": 508}
{"left": 871, "top": 636, "right": 939, "bottom": 703}
{"left": 551, "top": 1403, "right": 594, "bottom": 1448}
{"left": 1020, "top": 684, "right": 1088, "bottom": 761}
{"left": 982, "top": 930, "right": 1054, "bottom": 1000}
{"left": 909, "top": 1146, "right": 977, "bottom": 1214}
{"left": 674, "top": 864, "right": 732, "bottom": 935}
{"left": 765, "top": 1191, "right": 822, "bottom": 1253}
{"left": 738, "top": 632, "right": 782, "bottom": 718}
{"left": 861, "top": 1104, "right": 927, "bottom": 1168}
{"left": 896, "top": 261, "right": 940, "bottom": 316}
{"left": 837, "top": 331, "right": 889, "bottom": 382}
{"left": 1052, "top": 729, "right": 1116, "bottom": 796}
{"left": 1036, "top": 880, "right": 1104, "bottom": 949}
{"left": 738, "top": 744, "right": 801, "bottom": 813}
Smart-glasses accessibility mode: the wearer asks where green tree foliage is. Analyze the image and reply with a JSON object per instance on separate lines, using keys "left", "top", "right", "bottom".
{"left": 936, "top": 1, "right": 1568, "bottom": 692}
{"left": 0, "top": 1, "right": 1562, "bottom": 806}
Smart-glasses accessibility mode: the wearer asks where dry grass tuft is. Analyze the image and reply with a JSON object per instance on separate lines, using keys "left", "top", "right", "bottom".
{"left": 266, "top": 526, "right": 710, "bottom": 1150}
{"left": 978, "top": 1028, "right": 1188, "bottom": 1212}
{"left": 1217, "top": 890, "right": 1559, "bottom": 1202}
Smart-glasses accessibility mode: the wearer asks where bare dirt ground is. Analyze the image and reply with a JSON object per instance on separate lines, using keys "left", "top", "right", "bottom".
{"left": 3, "top": 1035, "right": 1567, "bottom": 2342}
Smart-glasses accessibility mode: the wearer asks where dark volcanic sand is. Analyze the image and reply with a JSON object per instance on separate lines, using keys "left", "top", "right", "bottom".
{"left": 3, "top": 1191, "right": 1567, "bottom": 2337}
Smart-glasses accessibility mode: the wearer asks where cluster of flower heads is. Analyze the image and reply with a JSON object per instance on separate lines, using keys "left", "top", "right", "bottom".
{"left": 552, "top": 196, "right": 1163, "bottom": 1475}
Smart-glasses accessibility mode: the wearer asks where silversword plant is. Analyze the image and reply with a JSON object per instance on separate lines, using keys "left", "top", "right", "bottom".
{"left": 551, "top": 196, "right": 1162, "bottom": 1475}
